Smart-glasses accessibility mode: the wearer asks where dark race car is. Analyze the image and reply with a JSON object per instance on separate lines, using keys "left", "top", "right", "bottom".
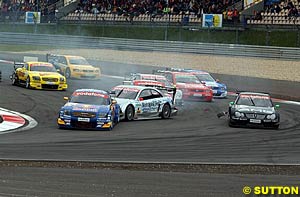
{"left": 57, "top": 89, "right": 120, "bottom": 130}
{"left": 228, "top": 92, "right": 280, "bottom": 129}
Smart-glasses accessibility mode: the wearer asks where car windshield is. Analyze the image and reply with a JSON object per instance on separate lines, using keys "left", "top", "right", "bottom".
{"left": 30, "top": 65, "right": 57, "bottom": 72}
{"left": 114, "top": 87, "right": 139, "bottom": 99}
{"left": 69, "top": 58, "right": 90, "bottom": 65}
{"left": 70, "top": 92, "right": 109, "bottom": 105}
{"left": 175, "top": 74, "right": 200, "bottom": 83}
{"left": 236, "top": 95, "right": 273, "bottom": 107}
{"left": 195, "top": 74, "right": 215, "bottom": 82}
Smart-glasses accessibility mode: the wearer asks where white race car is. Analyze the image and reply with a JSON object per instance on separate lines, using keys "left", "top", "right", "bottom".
{"left": 111, "top": 85, "right": 178, "bottom": 121}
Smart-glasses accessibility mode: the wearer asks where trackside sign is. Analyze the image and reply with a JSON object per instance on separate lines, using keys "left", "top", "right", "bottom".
{"left": 25, "top": 12, "right": 41, "bottom": 24}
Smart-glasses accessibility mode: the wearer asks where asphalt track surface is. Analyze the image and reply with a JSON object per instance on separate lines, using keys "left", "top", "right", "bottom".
{"left": 0, "top": 53, "right": 300, "bottom": 196}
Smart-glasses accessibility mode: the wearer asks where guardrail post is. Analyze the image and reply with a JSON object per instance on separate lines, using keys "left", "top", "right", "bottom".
{"left": 297, "top": 26, "right": 300, "bottom": 47}
{"left": 235, "top": 28, "right": 239, "bottom": 44}
{"left": 265, "top": 28, "right": 270, "bottom": 46}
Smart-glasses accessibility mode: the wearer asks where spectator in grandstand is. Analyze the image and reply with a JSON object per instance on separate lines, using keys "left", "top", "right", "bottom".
{"left": 77, "top": 0, "right": 240, "bottom": 16}
{"left": 288, "top": 6, "right": 299, "bottom": 17}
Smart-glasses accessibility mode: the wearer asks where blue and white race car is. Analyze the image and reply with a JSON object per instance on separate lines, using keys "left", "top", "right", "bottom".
{"left": 57, "top": 89, "right": 120, "bottom": 130}
{"left": 111, "top": 85, "right": 178, "bottom": 121}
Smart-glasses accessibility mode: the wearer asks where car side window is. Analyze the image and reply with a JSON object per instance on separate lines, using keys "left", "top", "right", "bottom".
{"left": 151, "top": 89, "right": 162, "bottom": 98}
{"left": 165, "top": 73, "right": 173, "bottom": 83}
{"left": 139, "top": 89, "right": 152, "bottom": 100}
{"left": 59, "top": 56, "right": 67, "bottom": 64}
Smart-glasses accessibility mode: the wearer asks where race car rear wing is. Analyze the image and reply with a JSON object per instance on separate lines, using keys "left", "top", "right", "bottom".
{"left": 236, "top": 91, "right": 270, "bottom": 95}
{"left": 13, "top": 61, "right": 24, "bottom": 70}
{"left": 152, "top": 69, "right": 167, "bottom": 75}
{"left": 46, "top": 53, "right": 60, "bottom": 63}
{"left": 152, "top": 67, "right": 186, "bottom": 74}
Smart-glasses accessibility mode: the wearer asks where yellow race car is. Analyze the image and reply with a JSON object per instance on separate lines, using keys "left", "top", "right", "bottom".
{"left": 46, "top": 54, "right": 101, "bottom": 79}
{"left": 10, "top": 61, "right": 68, "bottom": 90}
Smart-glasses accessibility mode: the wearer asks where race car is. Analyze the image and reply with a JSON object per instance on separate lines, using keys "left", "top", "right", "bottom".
{"left": 110, "top": 85, "right": 178, "bottom": 121}
{"left": 183, "top": 69, "right": 227, "bottom": 98}
{"left": 228, "top": 92, "right": 280, "bottom": 129}
{"left": 57, "top": 89, "right": 120, "bottom": 130}
{"left": 10, "top": 61, "right": 68, "bottom": 90}
{"left": 46, "top": 54, "right": 101, "bottom": 79}
{"left": 123, "top": 73, "right": 183, "bottom": 106}
{"left": 153, "top": 70, "right": 213, "bottom": 102}
{"left": 166, "top": 68, "right": 227, "bottom": 98}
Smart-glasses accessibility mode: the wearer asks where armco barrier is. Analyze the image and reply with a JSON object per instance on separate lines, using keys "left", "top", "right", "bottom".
{"left": 0, "top": 32, "right": 300, "bottom": 60}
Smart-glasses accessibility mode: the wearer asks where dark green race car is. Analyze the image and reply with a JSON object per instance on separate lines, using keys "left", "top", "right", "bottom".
{"left": 228, "top": 92, "right": 280, "bottom": 129}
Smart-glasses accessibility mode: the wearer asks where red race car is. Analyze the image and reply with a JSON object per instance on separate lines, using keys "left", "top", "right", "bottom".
{"left": 154, "top": 70, "right": 213, "bottom": 102}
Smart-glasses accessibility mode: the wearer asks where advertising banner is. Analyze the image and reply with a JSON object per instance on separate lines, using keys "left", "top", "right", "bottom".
{"left": 202, "top": 14, "right": 223, "bottom": 28}
{"left": 25, "top": 12, "right": 41, "bottom": 24}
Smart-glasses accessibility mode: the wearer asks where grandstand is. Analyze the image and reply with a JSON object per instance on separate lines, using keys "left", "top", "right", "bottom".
{"left": 246, "top": 0, "right": 300, "bottom": 25}
{"left": 0, "top": 0, "right": 299, "bottom": 26}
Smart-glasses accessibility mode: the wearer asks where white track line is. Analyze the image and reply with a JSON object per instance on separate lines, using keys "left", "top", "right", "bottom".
{"left": 0, "top": 107, "right": 37, "bottom": 134}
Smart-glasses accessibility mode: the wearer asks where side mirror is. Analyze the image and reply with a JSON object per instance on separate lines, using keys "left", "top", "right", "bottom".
{"left": 216, "top": 79, "right": 220, "bottom": 83}
{"left": 229, "top": 101, "right": 234, "bottom": 106}
{"left": 201, "top": 81, "right": 206, "bottom": 85}
{"left": 64, "top": 97, "right": 69, "bottom": 101}
{"left": 275, "top": 104, "right": 280, "bottom": 109}
{"left": 111, "top": 100, "right": 117, "bottom": 104}
{"left": 139, "top": 97, "right": 144, "bottom": 101}
{"left": 56, "top": 69, "right": 60, "bottom": 73}
{"left": 110, "top": 90, "right": 116, "bottom": 95}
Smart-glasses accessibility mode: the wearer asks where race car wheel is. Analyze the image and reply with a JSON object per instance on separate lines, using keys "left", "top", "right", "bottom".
{"left": 12, "top": 73, "right": 19, "bottom": 85}
{"left": 228, "top": 119, "right": 237, "bottom": 127}
{"left": 65, "top": 68, "right": 71, "bottom": 79}
{"left": 161, "top": 104, "right": 171, "bottom": 119}
{"left": 125, "top": 105, "right": 134, "bottom": 121}
{"left": 25, "top": 77, "right": 31, "bottom": 89}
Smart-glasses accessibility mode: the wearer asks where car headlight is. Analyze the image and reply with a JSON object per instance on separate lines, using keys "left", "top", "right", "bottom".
{"left": 60, "top": 77, "right": 65, "bottom": 82}
{"left": 98, "top": 112, "right": 108, "bottom": 118}
{"left": 220, "top": 87, "right": 226, "bottom": 90}
{"left": 32, "top": 76, "right": 40, "bottom": 81}
{"left": 63, "top": 110, "right": 71, "bottom": 116}
{"left": 73, "top": 69, "right": 80, "bottom": 72}
{"left": 234, "top": 112, "right": 244, "bottom": 117}
{"left": 267, "top": 114, "right": 276, "bottom": 120}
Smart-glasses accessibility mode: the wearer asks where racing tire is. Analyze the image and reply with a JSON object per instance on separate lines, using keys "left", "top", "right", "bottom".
{"left": 25, "top": 77, "right": 31, "bottom": 89}
{"left": 161, "top": 104, "right": 171, "bottom": 119}
{"left": 12, "top": 73, "right": 19, "bottom": 85}
{"left": 228, "top": 119, "right": 236, "bottom": 127}
{"left": 65, "top": 68, "right": 71, "bottom": 79}
{"left": 125, "top": 105, "right": 134, "bottom": 121}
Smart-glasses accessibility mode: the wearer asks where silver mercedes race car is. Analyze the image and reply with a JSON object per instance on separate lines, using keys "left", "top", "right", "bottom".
{"left": 111, "top": 85, "right": 178, "bottom": 121}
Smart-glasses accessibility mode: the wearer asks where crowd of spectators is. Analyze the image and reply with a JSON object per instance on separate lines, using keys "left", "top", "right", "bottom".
{"left": 0, "top": 0, "right": 59, "bottom": 21}
{"left": 76, "top": 0, "right": 240, "bottom": 17}
{"left": 264, "top": 0, "right": 299, "bottom": 17}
